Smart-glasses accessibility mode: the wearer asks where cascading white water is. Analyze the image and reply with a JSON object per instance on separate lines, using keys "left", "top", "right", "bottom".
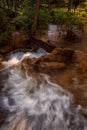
{"left": 2, "top": 49, "right": 48, "bottom": 68}
{"left": 2, "top": 52, "right": 38, "bottom": 67}
{"left": 0, "top": 52, "right": 87, "bottom": 130}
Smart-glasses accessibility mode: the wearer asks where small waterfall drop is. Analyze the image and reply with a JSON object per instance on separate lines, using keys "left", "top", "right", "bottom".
{"left": 2, "top": 49, "right": 48, "bottom": 68}
{"left": 2, "top": 52, "right": 38, "bottom": 69}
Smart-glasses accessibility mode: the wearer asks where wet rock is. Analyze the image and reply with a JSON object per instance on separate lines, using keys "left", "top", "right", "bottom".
{"left": 21, "top": 57, "right": 38, "bottom": 75}
{"left": 75, "top": 51, "right": 87, "bottom": 74}
{"left": 21, "top": 57, "right": 37, "bottom": 65}
{"left": 35, "top": 62, "right": 66, "bottom": 72}
{"left": 34, "top": 48, "right": 75, "bottom": 72}
{"left": 51, "top": 48, "right": 75, "bottom": 63}
{"left": 0, "top": 55, "right": 4, "bottom": 62}
{"left": 75, "top": 51, "right": 87, "bottom": 63}
{"left": 0, "top": 63, "right": 4, "bottom": 70}
{"left": 20, "top": 48, "right": 75, "bottom": 73}
{"left": 74, "top": 51, "right": 87, "bottom": 85}
{"left": 21, "top": 58, "right": 32, "bottom": 65}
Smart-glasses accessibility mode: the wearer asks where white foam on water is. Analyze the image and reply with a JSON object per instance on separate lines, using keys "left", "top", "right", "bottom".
{"left": 2, "top": 57, "right": 19, "bottom": 66}
{"left": 2, "top": 52, "right": 38, "bottom": 68}
{"left": 1, "top": 64, "right": 87, "bottom": 130}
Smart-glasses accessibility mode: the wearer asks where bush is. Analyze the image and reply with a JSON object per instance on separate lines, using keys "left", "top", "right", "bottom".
{"left": 79, "top": 2, "right": 87, "bottom": 8}
{"left": 15, "top": 5, "right": 34, "bottom": 33}
{"left": 0, "top": 8, "right": 8, "bottom": 32}
{"left": 50, "top": 9, "right": 85, "bottom": 38}
{"left": 0, "top": 8, "right": 15, "bottom": 43}
{"left": 37, "top": 9, "right": 50, "bottom": 29}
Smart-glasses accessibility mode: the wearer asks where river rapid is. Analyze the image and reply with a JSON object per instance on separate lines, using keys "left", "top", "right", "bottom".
{"left": 0, "top": 51, "right": 87, "bottom": 130}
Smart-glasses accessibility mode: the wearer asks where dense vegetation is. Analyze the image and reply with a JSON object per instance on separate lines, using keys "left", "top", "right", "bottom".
{"left": 0, "top": 0, "right": 87, "bottom": 43}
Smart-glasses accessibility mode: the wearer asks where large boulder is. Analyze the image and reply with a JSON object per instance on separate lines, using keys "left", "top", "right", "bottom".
{"left": 34, "top": 48, "right": 75, "bottom": 72}
{"left": 20, "top": 48, "right": 75, "bottom": 73}
{"left": 51, "top": 48, "right": 75, "bottom": 63}
{"left": 35, "top": 48, "right": 75, "bottom": 64}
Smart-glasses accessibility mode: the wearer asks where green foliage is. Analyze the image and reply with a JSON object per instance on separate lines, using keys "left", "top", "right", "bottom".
{"left": 1, "top": 26, "right": 15, "bottom": 39}
{"left": 15, "top": 2, "right": 34, "bottom": 33}
{"left": 73, "top": 0, "right": 86, "bottom": 9}
{"left": 0, "top": 8, "right": 15, "bottom": 42}
{"left": 37, "top": 9, "right": 50, "bottom": 29}
{"left": 0, "top": 0, "right": 85, "bottom": 39}
{"left": 50, "top": 9, "right": 67, "bottom": 24}
{"left": 50, "top": 9, "right": 84, "bottom": 37}
{"left": 16, "top": 13, "right": 33, "bottom": 32}
{"left": 16, "top": 8, "right": 50, "bottom": 32}
{"left": 79, "top": 1, "right": 87, "bottom": 8}
{"left": 0, "top": 8, "right": 8, "bottom": 32}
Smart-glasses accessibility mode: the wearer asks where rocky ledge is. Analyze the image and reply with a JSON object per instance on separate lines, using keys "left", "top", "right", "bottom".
{"left": 21, "top": 48, "right": 75, "bottom": 73}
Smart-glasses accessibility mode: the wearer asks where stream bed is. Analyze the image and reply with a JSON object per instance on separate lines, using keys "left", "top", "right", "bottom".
{"left": 0, "top": 51, "right": 87, "bottom": 130}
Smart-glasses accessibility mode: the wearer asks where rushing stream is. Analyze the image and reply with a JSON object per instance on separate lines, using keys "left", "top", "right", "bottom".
{"left": 0, "top": 51, "right": 87, "bottom": 130}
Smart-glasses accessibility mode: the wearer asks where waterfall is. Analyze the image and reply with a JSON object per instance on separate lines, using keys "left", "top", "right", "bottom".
{"left": 0, "top": 52, "right": 87, "bottom": 130}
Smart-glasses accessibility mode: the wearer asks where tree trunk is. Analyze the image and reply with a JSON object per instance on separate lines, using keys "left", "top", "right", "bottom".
{"left": 2, "top": 0, "right": 6, "bottom": 8}
{"left": 10, "top": 0, "right": 14, "bottom": 9}
{"left": 68, "top": 0, "right": 72, "bottom": 12}
{"left": 6, "top": 0, "right": 10, "bottom": 9}
{"left": 31, "top": 0, "right": 40, "bottom": 35}
{"left": 48, "top": 0, "right": 51, "bottom": 11}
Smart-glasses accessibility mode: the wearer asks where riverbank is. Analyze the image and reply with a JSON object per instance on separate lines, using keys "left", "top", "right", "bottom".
{"left": 37, "top": 24, "right": 87, "bottom": 53}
